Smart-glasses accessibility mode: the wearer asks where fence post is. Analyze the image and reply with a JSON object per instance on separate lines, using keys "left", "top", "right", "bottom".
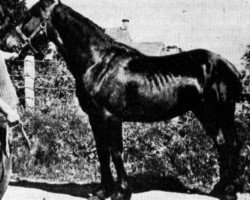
{"left": 24, "top": 55, "right": 35, "bottom": 110}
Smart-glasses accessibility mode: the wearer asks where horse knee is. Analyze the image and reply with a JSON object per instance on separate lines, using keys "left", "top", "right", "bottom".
{"left": 106, "top": 116, "right": 123, "bottom": 151}
{"left": 106, "top": 116, "right": 120, "bottom": 131}
{"left": 216, "top": 129, "right": 225, "bottom": 145}
{"left": 111, "top": 151, "right": 123, "bottom": 161}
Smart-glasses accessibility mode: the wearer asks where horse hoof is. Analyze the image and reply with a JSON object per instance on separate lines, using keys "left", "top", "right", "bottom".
{"left": 89, "top": 183, "right": 115, "bottom": 200}
{"left": 111, "top": 189, "right": 132, "bottom": 200}
{"left": 212, "top": 185, "right": 238, "bottom": 200}
{"left": 219, "top": 194, "right": 237, "bottom": 200}
{"left": 88, "top": 188, "right": 106, "bottom": 200}
{"left": 223, "top": 185, "right": 237, "bottom": 200}
{"left": 223, "top": 196, "right": 237, "bottom": 200}
{"left": 111, "top": 193, "right": 131, "bottom": 200}
{"left": 88, "top": 195, "right": 105, "bottom": 200}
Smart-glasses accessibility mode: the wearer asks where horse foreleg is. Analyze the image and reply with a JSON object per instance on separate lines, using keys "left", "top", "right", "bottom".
{"left": 88, "top": 112, "right": 115, "bottom": 200}
{"left": 106, "top": 115, "right": 131, "bottom": 200}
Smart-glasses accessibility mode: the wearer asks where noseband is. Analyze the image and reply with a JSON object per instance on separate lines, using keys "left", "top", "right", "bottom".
{"left": 15, "top": 21, "right": 47, "bottom": 54}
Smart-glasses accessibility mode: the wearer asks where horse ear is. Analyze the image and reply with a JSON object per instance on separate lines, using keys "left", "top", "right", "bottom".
{"left": 39, "top": 0, "right": 56, "bottom": 10}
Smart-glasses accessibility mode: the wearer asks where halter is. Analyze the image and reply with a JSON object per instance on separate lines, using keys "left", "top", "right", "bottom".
{"left": 15, "top": 22, "right": 47, "bottom": 54}
{"left": 14, "top": 0, "right": 59, "bottom": 54}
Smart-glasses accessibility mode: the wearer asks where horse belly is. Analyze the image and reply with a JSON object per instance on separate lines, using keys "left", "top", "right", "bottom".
{"left": 105, "top": 81, "right": 201, "bottom": 122}
{"left": 121, "top": 91, "right": 184, "bottom": 122}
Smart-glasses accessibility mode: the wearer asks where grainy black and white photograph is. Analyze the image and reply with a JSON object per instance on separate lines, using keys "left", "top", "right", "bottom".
{"left": 0, "top": 0, "right": 249, "bottom": 199}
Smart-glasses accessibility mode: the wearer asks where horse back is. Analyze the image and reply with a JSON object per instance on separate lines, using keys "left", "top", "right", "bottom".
{"left": 82, "top": 48, "right": 242, "bottom": 121}
{"left": 130, "top": 48, "right": 242, "bottom": 101}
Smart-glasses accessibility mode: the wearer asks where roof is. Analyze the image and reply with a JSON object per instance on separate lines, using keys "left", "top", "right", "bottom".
{"left": 105, "top": 27, "right": 132, "bottom": 45}
{"left": 132, "top": 42, "right": 165, "bottom": 56}
{"left": 105, "top": 22, "right": 181, "bottom": 56}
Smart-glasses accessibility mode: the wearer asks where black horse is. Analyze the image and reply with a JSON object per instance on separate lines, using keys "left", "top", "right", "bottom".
{"left": 6, "top": 0, "right": 245, "bottom": 199}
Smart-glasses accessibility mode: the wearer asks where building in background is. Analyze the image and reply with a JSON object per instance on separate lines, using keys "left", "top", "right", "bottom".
{"left": 105, "top": 19, "right": 176, "bottom": 56}
{"left": 105, "top": 19, "right": 132, "bottom": 45}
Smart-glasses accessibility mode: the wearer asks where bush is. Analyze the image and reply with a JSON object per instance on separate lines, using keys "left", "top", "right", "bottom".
{"left": 123, "top": 113, "right": 218, "bottom": 192}
{"left": 12, "top": 106, "right": 100, "bottom": 183}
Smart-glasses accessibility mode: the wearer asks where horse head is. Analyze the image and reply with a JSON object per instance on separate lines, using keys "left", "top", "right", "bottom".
{"left": 6, "top": 0, "right": 63, "bottom": 60}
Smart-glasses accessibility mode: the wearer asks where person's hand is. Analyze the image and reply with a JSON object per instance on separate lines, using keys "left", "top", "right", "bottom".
{"left": 6, "top": 110, "right": 20, "bottom": 127}
{"left": 10, "top": 52, "right": 19, "bottom": 60}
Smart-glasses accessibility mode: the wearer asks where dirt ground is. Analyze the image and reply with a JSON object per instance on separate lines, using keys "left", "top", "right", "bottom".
{"left": 4, "top": 185, "right": 250, "bottom": 200}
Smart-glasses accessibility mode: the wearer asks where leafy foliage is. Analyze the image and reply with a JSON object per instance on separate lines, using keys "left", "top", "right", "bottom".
{"left": 123, "top": 114, "right": 218, "bottom": 192}
{"left": 12, "top": 108, "right": 100, "bottom": 182}
{"left": 34, "top": 61, "right": 75, "bottom": 113}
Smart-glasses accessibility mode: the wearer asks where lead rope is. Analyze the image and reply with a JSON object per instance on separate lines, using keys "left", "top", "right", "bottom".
{"left": 8, "top": 120, "right": 31, "bottom": 152}
{"left": 18, "top": 121, "right": 30, "bottom": 151}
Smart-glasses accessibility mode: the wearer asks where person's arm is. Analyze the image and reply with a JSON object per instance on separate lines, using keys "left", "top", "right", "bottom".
{"left": 0, "top": 98, "right": 20, "bottom": 125}
{"left": 0, "top": 50, "right": 18, "bottom": 60}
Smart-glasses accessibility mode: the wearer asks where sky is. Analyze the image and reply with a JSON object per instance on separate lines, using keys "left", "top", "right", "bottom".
{"left": 26, "top": 0, "right": 250, "bottom": 69}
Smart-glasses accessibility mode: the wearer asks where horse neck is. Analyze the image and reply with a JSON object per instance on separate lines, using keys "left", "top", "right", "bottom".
{"left": 50, "top": 5, "right": 112, "bottom": 76}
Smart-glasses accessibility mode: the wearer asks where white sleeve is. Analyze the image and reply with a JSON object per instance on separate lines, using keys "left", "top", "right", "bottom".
{"left": 0, "top": 50, "right": 15, "bottom": 60}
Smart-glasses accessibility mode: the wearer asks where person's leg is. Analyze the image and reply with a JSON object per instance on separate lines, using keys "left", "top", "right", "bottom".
{"left": 0, "top": 127, "right": 12, "bottom": 200}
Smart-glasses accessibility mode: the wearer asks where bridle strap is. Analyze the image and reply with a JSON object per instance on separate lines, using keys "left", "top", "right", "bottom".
{"left": 15, "top": 23, "right": 46, "bottom": 54}
{"left": 15, "top": 26, "right": 28, "bottom": 42}
{"left": 30, "top": 22, "right": 47, "bottom": 41}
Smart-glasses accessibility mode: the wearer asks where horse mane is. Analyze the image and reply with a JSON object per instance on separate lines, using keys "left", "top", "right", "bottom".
{"left": 57, "top": 3, "right": 141, "bottom": 55}
{"left": 64, "top": 6, "right": 106, "bottom": 38}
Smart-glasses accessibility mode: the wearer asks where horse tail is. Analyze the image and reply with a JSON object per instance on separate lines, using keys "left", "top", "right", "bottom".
{"left": 214, "top": 56, "right": 243, "bottom": 101}
{"left": 216, "top": 57, "right": 250, "bottom": 103}
{"left": 236, "top": 68, "right": 250, "bottom": 102}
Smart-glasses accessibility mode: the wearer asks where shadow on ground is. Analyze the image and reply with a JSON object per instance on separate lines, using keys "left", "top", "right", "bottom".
{"left": 10, "top": 174, "right": 211, "bottom": 199}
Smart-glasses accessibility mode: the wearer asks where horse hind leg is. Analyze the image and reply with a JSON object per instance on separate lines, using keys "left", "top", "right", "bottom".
{"left": 194, "top": 100, "right": 242, "bottom": 200}
{"left": 105, "top": 113, "right": 131, "bottom": 200}
{"left": 212, "top": 101, "right": 242, "bottom": 200}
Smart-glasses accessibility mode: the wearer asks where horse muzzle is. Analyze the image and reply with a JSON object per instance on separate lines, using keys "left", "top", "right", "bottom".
{"left": 6, "top": 34, "right": 21, "bottom": 53}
